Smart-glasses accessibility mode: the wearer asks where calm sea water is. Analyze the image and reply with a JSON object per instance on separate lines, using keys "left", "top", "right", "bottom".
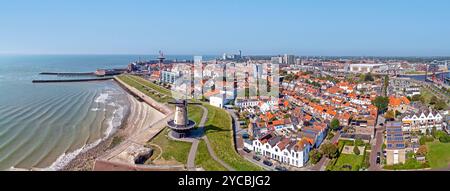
{"left": 0, "top": 55, "right": 153, "bottom": 170}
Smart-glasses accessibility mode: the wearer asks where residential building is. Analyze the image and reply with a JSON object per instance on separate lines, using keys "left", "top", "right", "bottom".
{"left": 252, "top": 134, "right": 311, "bottom": 168}
{"left": 161, "top": 71, "right": 180, "bottom": 84}
{"left": 347, "top": 63, "right": 387, "bottom": 73}
{"left": 385, "top": 122, "right": 407, "bottom": 165}
{"left": 389, "top": 96, "right": 411, "bottom": 113}
{"left": 401, "top": 109, "right": 444, "bottom": 133}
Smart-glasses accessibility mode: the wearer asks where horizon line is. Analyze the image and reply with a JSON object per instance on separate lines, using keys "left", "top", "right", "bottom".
{"left": 1, "top": 53, "right": 450, "bottom": 58}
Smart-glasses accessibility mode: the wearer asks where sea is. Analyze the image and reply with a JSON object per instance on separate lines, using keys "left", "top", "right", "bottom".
{"left": 0, "top": 55, "right": 216, "bottom": 170}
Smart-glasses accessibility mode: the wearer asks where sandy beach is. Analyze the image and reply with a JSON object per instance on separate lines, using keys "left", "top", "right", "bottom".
{"left": 62, "top": 94, "right": 165, "bottom": 171}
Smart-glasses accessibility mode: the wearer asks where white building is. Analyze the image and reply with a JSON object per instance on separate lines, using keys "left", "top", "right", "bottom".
{"left": 401, "top": 109, "right": 444, "bottom": 133}
{"left": 347, "top": 63, "right": 387, "bottom": 73}
{"left": 235, "top": 98, "right": 277, "bottom": 109}
{"left": 405, "top": 86, "right": 421, "bottom": 97}
{"left": 251, "top": 135, "right": 311, "bottom": 168}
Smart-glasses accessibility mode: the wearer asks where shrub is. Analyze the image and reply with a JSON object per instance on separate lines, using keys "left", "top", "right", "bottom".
{"left": 416, "top": 145, "right": 428, "bottom": 156}
{"left": 439, "top": 135, "right": 450, "bottom": 143}
{"left": 355, "top": 138, "right": 365, "bottom": 147}
{"left": 321, "top": 143, "right": 339, "bottom": 159}
{"left": 419, "top": 136, "right": 435, "bottom": 145}
{"left": 353, "top": 146, "right": 361, "bottom": 156}
{"left": 309, "top": 150, "right": 322, "bottom": 164}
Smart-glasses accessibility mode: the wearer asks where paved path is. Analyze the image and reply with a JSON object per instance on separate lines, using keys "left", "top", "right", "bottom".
{"left": 186, "top": 140, "right": 199, "bottom": 170}
{"left": 186, "top": 106, "right": 208, "bottom": 170}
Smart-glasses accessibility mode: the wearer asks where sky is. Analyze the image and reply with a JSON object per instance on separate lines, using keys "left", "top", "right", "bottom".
{"left": 0, "top": 0, "right": 449, "bottom": 56}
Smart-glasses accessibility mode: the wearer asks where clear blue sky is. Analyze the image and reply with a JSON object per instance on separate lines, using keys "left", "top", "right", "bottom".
{"left": 0, "top": 0, "right": 449, "bottom": 56}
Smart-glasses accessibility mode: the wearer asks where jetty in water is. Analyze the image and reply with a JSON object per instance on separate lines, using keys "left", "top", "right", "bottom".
{"left": 32, "top": 78, "right": 114, "bottom": 83}
{"left": 39, "top": 72, "right": 95, "bottom": 76}
{"left": 34, "top": 68, "right": 128, "bottom": 83}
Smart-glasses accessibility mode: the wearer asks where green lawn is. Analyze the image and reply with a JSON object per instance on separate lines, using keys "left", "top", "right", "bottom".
{"left": 188, "top": 105, "right": 204, "bottom": 128}
{"left": 427, "top": 142, "right": 450, "bottom": 169}
{"left": 148, "top": 128, "right": 192, "bottom": 164}
{"left": 195, "top": 140, "right": 228, "bottom": 171}
{"left": 127, "top": 75, "right": 173, "bottom": 96}
{"left": 421, "top": 88, "right": 434, "bottom": 105}
{"left": 331, "top": 154, "right": 364, "bottom": 171}
{"left": 117, "top": 75, "right": 174, "bottom": 103}
{"left": 202, "top": 104, "right": 263, "bottom": 171}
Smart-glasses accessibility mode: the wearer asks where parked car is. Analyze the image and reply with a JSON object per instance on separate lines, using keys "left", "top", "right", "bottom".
{"left": 253, "top": 155, "right": 261, "bottom": 161}
{"left": 242, "top": 133, "right": 250, "bottom": 139}
{"left": 243, "top": 147, "right": 252, "bottom": 153}
{"left": 376, "top": 152, "right": 381, "bottom": 164}
{"left": 275, "top": 166, "right": 288, "bottom": 171}
{"left": 263, "top": 160, "right": 273, "bottom": 167}
{"left": 342, "top": 165, "right": 352, "bottom": 170}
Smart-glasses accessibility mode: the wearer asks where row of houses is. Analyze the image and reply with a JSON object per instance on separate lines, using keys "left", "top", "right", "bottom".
{"left": 245, "top": 122, "right": 328, "bottom": 167}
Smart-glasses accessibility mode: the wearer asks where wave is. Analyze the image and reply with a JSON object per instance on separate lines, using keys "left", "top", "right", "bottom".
{"left": 94, "top": 93, "right": 110, "bottom": 104}
{"left": 41, "top": 139, "right": 102, "bottom": 171}
{"left": 40, "top": 98, "right": 127, "bottom": 171}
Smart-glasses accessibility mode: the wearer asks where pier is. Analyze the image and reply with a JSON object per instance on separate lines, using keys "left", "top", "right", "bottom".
{"left": 32, "top": 78, "right": 114, "bottom": 83}
{"left": 39, "top": 72, "right": 95, "bottom": 76}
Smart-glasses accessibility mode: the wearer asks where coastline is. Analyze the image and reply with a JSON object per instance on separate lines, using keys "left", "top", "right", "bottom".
{"left": 60, "top": 96, "right": 131, "bottom": 171}
{"left": 62, "top": 90, "right": 166, "bottom": 171}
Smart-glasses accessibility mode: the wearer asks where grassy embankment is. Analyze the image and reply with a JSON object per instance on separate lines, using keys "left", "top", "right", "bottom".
{"left": 195, "top": 140, "right": 228, "bottom": 171}
{"left": 202, "top": 104, "right": 263, "bottom": 171}
{"left": 117, "top": 75, "right": 173, "bottom": 103}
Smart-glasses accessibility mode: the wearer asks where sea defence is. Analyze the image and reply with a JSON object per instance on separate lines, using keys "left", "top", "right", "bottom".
{"left": 113, "top": 76, "right": 172, "bottom": 115}
{"left": 40, "top": 72, "right": 95, "bottom": 76}
{"left": 32, "top": 78, "right": 114, "bottom": 83}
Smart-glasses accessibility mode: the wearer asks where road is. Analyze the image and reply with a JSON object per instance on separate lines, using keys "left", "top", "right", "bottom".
{"left": 369, "top": 129, "right": 383, "bottom": 171}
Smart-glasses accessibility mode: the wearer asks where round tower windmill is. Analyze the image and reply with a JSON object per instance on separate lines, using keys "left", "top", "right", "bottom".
{"left": 167, "top": 100, "right": 201, "bottom": 138}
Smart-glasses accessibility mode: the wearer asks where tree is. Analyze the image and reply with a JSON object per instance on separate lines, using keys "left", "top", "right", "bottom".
{"left": 320, "top": 143, "right": 339, "bottom": 159}
{"left": 439, "top": 134, "right": 450, "bottom": 143}
{"left": 411, "top": 94, "right": 422, "bottom": 102}
{"left": 430, "top": 96, "right": 438, "bottom": 105}
{"left": 416, "top": 145, "right": 428, "bottom": 156}
{"left": 406, "top": 96, "right": 412, "bottom": 101}
{"left": 309, "top": 150, "right": 322, "bottom": 164}
{"left": 384, "top": 110, "right": 395, "bottom": 120}
{"left": 353, "top": 145, "right": 361, "bottom": 156}
{"left": 435, "top": 99, "right": 448, "bottom": 110}
{"left": 330, "top": 118, "right": 340, "bottom": 131}
{"left": 383, "top": 75, "right": 389, "bottom": 96}
{"left": 355, "top": 138, "right": 365, "bottom": 147}
{"left": 419, "top": 136, "right": 434, "bottom": 145}
{"left": 364, "top": 73, "right": 374, "bottom": 82}
{"left": 431, "top": 126, "right": 437, "bottom": 138}
{"left": 372, "top": 96, "right": 389, "bottom": 113}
